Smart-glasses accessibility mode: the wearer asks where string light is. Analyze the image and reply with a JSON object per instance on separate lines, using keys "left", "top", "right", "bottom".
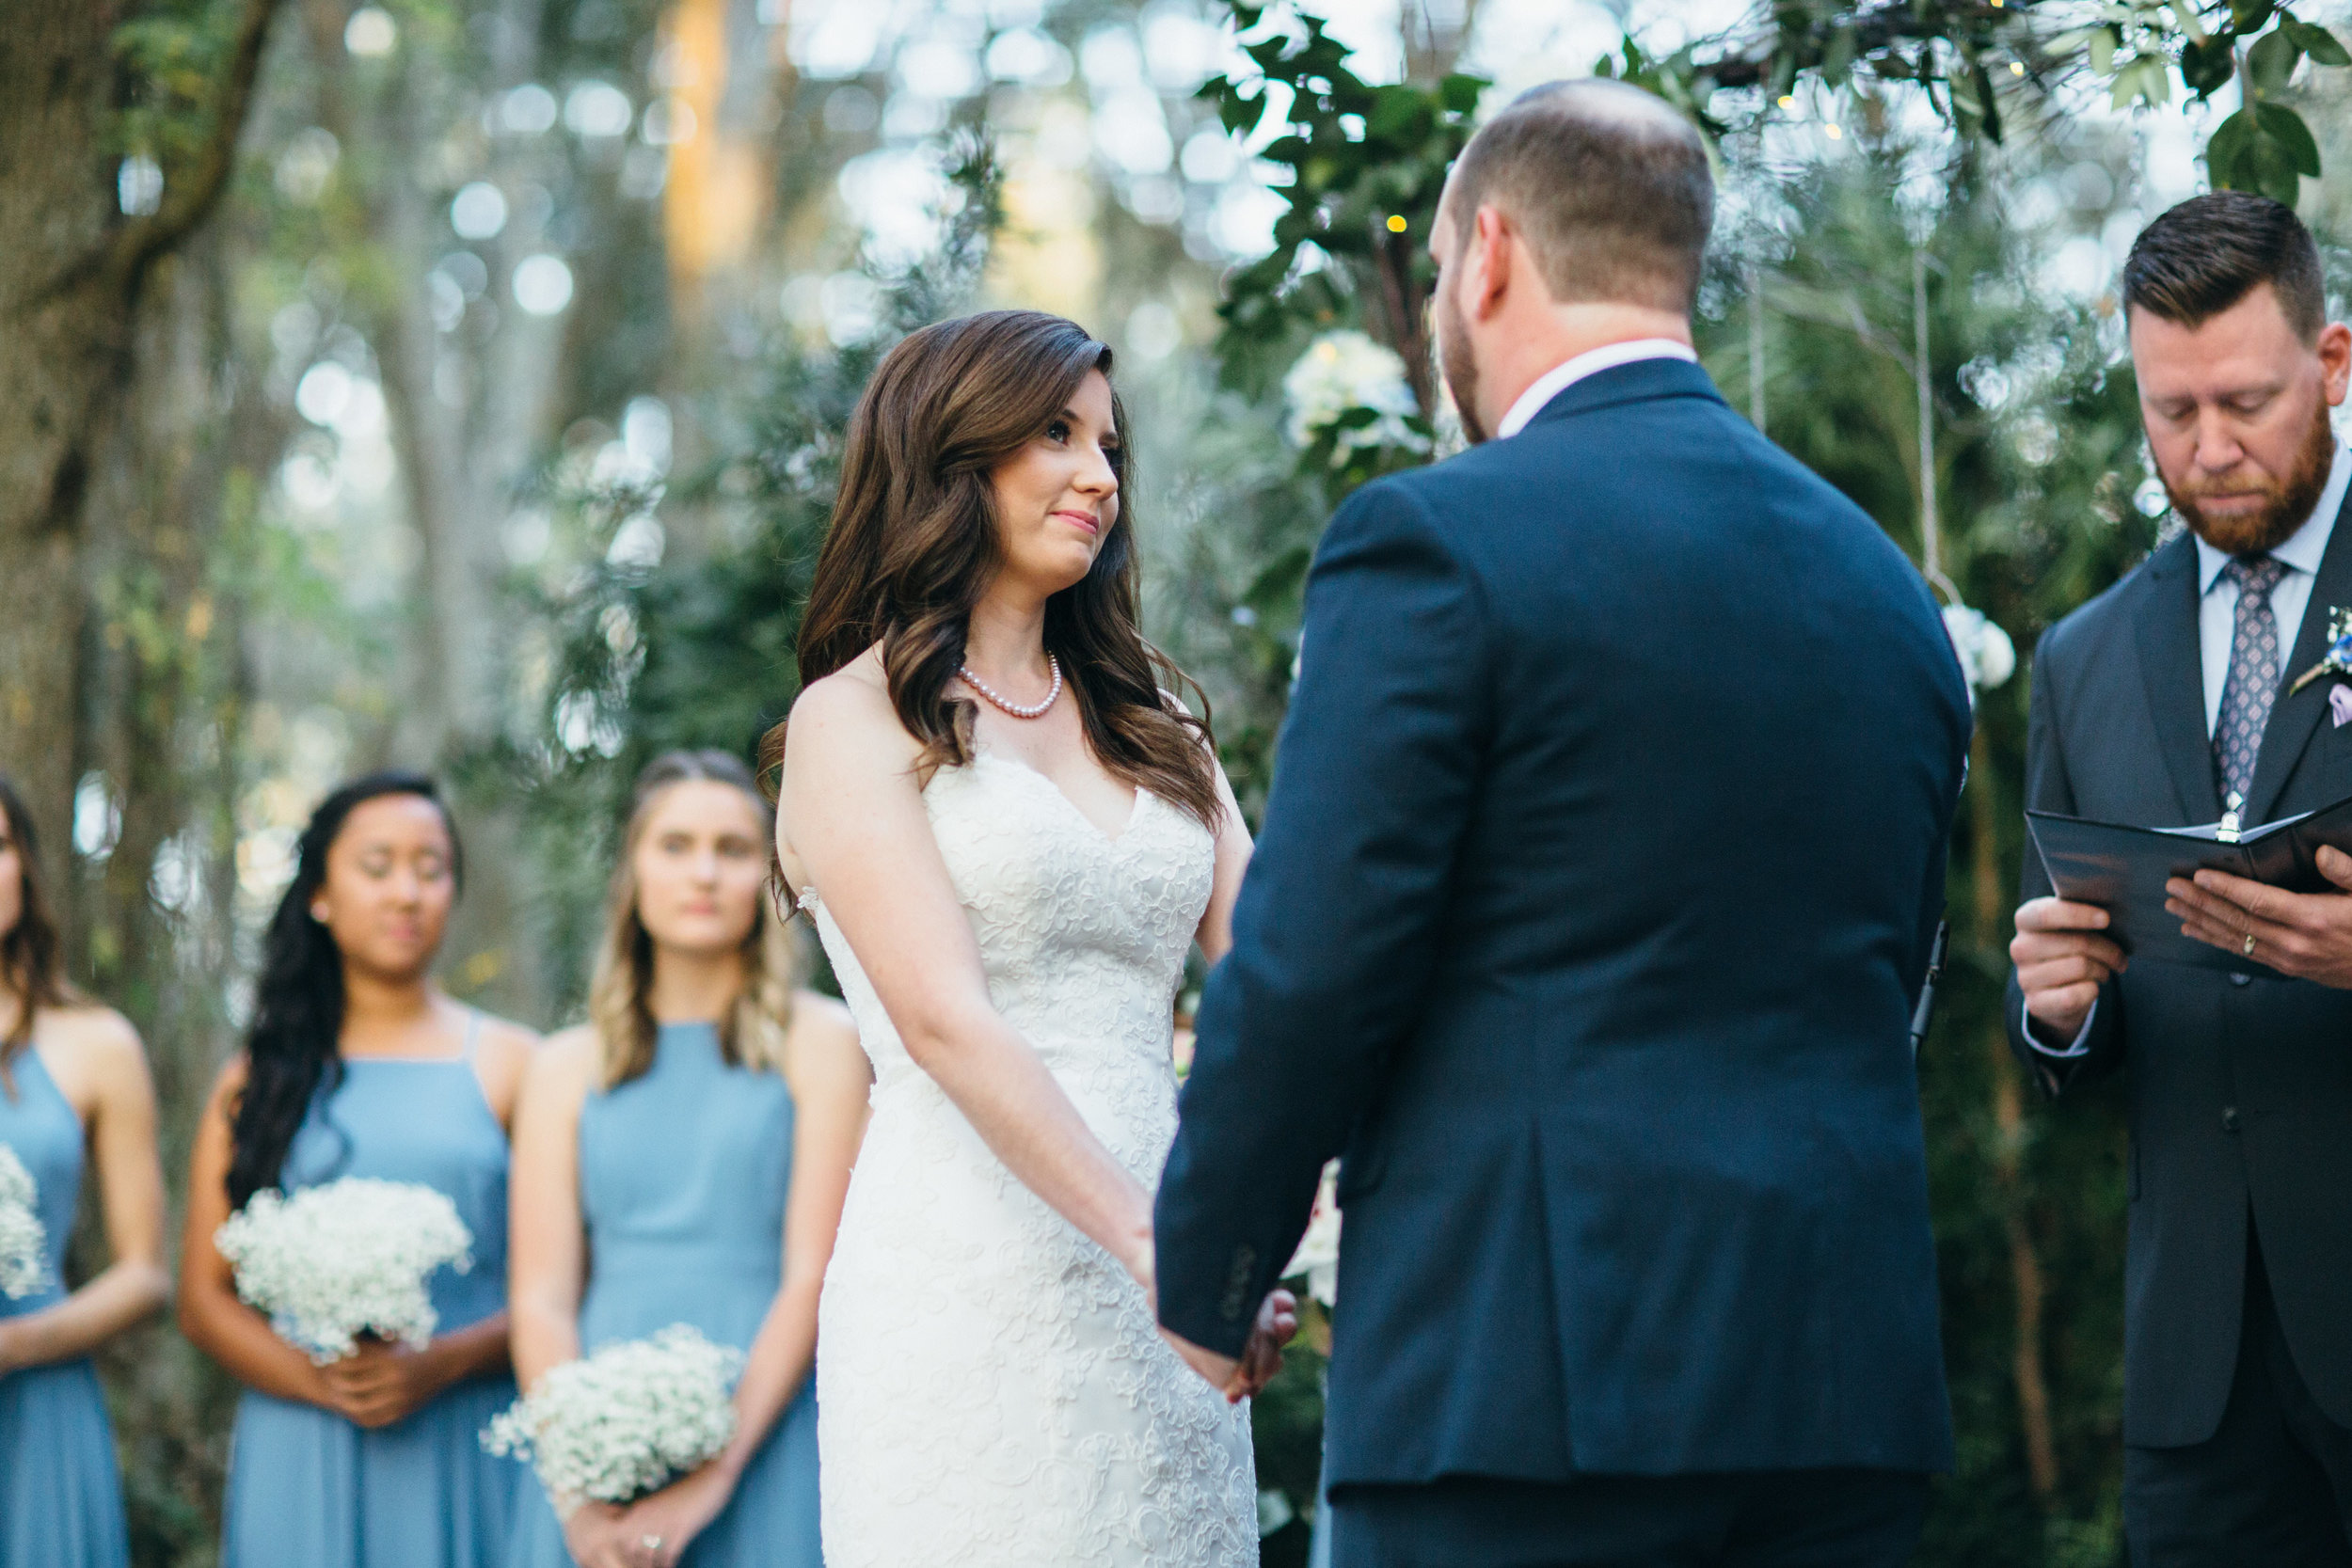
{"left": 1823, "top": 122, "right": 1843, "bottom": 139}
{"left": 1385, "top": 214, "right": 1407, "bottom": 232}
{"left": 2010, "top": 60, "right": 2025, "bottom": 75}
{"left": 1777, "top": 94, "right": 1796, "bottom": 109}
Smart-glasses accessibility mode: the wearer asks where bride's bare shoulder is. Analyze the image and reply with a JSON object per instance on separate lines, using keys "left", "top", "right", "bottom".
{"left": 787, "top": 646, "right": 914, "bottom": 767}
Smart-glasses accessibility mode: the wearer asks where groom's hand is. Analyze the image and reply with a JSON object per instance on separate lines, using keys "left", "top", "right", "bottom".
{"left": 1161, "top": 1289, "right": 1299, "bottom": 1403}
{"left": 1160, "top": 1327, "right": 1240, "bottom": 1395}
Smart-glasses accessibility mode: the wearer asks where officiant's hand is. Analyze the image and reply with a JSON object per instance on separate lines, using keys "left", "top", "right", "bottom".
{"left": 2168, "top": 847, "right": 2352, "bottom": 987}
{"left": 2011, "top": 896, "right": 2127, "bottom": 1040}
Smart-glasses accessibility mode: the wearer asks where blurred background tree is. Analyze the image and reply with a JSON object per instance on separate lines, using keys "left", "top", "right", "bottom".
{"left": 4, "top": 1, "right": 2349, "bottom": 1563}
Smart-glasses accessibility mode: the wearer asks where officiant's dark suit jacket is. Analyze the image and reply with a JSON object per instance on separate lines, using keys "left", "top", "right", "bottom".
{"left": 1155, "top": 357, "right": 1970, "bottom": 1486}
{"left": 2006, "top": 496, "right": 2352, "bottom": 1449}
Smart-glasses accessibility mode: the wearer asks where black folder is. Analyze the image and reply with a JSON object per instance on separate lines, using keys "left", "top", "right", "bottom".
{"left": 2026, "top": 791, "right": 2352, "bottom": 972}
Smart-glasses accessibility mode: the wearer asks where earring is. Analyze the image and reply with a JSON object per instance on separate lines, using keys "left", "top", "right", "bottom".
{"left": 310, "top": 904, "right": 328, "bottom": 924}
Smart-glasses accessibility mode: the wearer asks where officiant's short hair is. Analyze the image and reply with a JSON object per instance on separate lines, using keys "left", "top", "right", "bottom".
{"left": 1445, "top": 79, "right": 1712, "bottom": 314}
{"left": 2124, "top": 191, "right": 2326, "bottom": 343}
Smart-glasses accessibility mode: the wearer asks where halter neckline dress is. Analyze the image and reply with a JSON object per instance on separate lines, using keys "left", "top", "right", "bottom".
{"left": 505, "top": 1020, "right": 821, "bottom": 1568}
{"left": 219, "top": 1012, "right": 520, "bottom": 1568}
{"left": 0, "top": 1045, "right": 130, "bottom": 1568}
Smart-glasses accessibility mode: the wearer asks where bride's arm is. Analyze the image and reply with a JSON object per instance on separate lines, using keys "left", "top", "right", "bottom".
{"left": 780, "top": 673, "right": 1159, "bottom": 1287}
{"left": 1193, "top": 760, "right": 1254, "bottom": 967}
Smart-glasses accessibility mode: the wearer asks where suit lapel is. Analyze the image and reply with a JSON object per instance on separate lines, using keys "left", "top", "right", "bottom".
{"left": 2131, "top": 533, "right": 2221, "bottom": 825}
{"left": 2247, "top": 487, "right": 2352, "bottom": 822}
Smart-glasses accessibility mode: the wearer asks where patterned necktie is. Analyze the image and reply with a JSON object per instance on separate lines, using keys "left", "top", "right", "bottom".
{"left": 2214, "top": 555, "right": 2289, "bottom": 816}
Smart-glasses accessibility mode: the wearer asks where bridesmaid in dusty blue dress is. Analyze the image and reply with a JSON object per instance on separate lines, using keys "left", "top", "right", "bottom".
{"left": 0, "top": 777, "right": 170, "bottom": 1568}
{"left": 508, "top": 752, "right": 867, "bottom": 1568}
{"left": 179, "top": 772, "right": 537, "bottom": 1568}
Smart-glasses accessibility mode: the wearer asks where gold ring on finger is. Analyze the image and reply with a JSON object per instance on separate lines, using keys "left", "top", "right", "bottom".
{"left": 2244, "top": 930, "right": 2258, "bottom": 958}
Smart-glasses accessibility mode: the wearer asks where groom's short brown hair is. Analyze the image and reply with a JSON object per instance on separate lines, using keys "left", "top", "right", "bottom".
{"left": 1443, "top": 79, "right": 1713, "bottom": 315}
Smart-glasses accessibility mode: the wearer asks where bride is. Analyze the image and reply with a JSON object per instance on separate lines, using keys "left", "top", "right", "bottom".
{"left": 772, "top": 309, "right": 1295, "bottom": 1565}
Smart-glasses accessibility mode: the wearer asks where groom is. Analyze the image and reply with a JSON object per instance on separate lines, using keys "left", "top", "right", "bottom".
{"left": 1155, "top": 80, "right": 1969, "bottom": 1566}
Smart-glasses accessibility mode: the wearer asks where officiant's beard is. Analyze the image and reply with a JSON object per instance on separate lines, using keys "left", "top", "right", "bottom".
{"left": 1436, "top": 287, "right": 1490, "bottom": 445}
{"left": 2167, "top": 398, "right": 2337, "bottom": 556}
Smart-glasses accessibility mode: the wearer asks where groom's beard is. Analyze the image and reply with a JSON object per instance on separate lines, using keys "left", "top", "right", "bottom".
{"left": 2168, "top": 397, "right": 2337, "bottom": 557}
{"left": 1437, "top": 286, "right": 1489, "bottom": 445}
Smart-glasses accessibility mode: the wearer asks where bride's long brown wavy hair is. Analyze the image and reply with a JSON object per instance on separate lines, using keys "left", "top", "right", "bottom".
{"left": 780, "top": 309, "right": 1219, "bottom": 829}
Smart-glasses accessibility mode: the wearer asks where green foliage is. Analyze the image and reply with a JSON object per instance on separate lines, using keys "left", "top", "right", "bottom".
{"left": 1630, "top": 2, "right": 2351, "bottom": 206}
{"left": 490, "top": 134, "right": 1005, "bottom": 1016}
{"left": 1197, "top": 5, "right": 1482, "bottom": 402}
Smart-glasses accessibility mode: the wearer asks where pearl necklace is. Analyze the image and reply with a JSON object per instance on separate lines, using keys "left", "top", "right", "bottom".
{"left": 959, "top": 655, "right": 1063, "bottom": 720}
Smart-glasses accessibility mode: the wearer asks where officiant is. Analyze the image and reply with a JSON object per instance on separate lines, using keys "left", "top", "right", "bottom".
{"left": 2009, "top": 192, "right": 2352, "bottom": 1561}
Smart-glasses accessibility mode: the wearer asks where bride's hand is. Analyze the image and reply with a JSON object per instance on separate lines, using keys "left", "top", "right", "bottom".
{"left": 1224, "top": 1289, "right": 1298, "bottom": 1402}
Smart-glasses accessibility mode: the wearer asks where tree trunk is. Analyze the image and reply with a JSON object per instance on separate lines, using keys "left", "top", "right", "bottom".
{"left": 0, "top": 4, "right": 126, "bottom": 865}
{"left": 0, "top": 0, "right": 278, "bottom": 890}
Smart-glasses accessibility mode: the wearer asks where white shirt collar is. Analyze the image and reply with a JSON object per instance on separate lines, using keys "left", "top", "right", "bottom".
{"left": 1494, "top": 339, "right": 1698, "bottom": 440}
{"left": 2194, "top": 436, "right": 2352, "bottom": 594}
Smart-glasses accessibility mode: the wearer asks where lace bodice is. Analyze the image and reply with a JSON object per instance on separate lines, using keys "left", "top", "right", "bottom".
{"left": 805, "top": 751, "right": 1257, "bottom": 1567}
{"left": 810, "top": 752, "right": 1209, "bottom": 1173}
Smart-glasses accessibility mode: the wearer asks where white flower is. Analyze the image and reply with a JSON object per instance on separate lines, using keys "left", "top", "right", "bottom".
{"left": 485, "top": 1325, "right": 742, "bottom": 1505}
{"left": 1281, "top": 331, "right": 1429, "bottom": 467}
{"left": 1281, "top": 1160, "right": 1342, "bottom": 1307}
{"left": 215, "top": 1177, "right": 473, "bottom": 1363}
{"left": 0, "top": 1144, "right": 47, "bottom": 1300}
{"left": 1943, "top": 603, "right": 2015, "bottom": 693}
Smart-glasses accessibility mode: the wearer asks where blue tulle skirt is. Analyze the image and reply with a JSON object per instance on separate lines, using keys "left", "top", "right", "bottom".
{"left": 0, "top": 1356, "right": 129, "bottom": 1568}
{"left": 221, "top": 1375, "right": 521, "bottom": 1568}
{"left": 504, "top": 1384, "right": 820, "bottom": 1568}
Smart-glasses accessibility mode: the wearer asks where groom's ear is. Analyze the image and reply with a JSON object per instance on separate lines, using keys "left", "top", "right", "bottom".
{"left": 1467, "top": 204, "right": 1518, "bottom": 321}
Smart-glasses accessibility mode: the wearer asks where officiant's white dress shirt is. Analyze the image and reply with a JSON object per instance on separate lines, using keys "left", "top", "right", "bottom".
{"left": 2029, "top": 436, "right": 2352, "bottom": 1057}
{"left": 1495, "top": 339, "right": 1697, "bottom": 439}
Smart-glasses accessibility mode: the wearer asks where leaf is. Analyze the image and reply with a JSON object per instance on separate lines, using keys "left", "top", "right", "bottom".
{"left": 2182, "top": 36, "right": 2239, "bottom": 96}
{"left": 2088, "top": 27, "right": 2117, "bottom": 75}
{"left": 2247, "top": 26, "right": 2300, "bottom": 98}
{"left": 2282, "top": 17, "right": 2352, "bottom": 66}
{"left": 2255, "top": 101, "right": 2321, "bottom": 175}
{"left": 2204, "top": 105, "right": 2257, "bottom": 187}
{"left": 1970, "top": 57, "right": 2005, "bottom": 143}
{"left": 1438, "top": 73, "right": 1486, "bottom": 115}
{"left": 2109, "top": 55, "right": 2171, "bottom": 108}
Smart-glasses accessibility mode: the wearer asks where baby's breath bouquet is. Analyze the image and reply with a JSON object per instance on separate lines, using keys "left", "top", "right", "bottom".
{"left": 0, "top": 1144, "right": 48, "bottom": 1300}
{"left": 214, "top": 1177, "right": 473, "bottom": 1362}
{"left": 485, "top": 1325, "right": 742, "bottom": 1505}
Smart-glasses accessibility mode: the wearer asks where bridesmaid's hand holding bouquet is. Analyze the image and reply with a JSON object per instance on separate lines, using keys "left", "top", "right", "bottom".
{"left": 213, "top": 1176, "right": 474, "bottom": 1363}
{"left": 485, "top": 1324, "right": 741, "bottom": 1512}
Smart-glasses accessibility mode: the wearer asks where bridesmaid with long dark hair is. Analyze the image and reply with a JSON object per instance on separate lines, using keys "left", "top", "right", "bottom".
{"left": 180, "top": 771, "right": 536, "bottom": 1568}
{"left": 507, "top": 750, "right": 867, "bottom": 1568}
{"left": 0, "top": 777, "right": 170, "bottom": 1568}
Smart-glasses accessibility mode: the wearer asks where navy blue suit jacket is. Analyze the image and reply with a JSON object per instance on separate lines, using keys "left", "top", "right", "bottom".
{"left": 1154, "top": 359, "right": 1969, "bottom": 1483}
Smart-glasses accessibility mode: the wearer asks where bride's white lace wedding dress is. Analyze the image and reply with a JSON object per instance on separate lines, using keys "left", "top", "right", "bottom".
{"left": 803, "top": 751, "right": 1258, "bottom": 1566}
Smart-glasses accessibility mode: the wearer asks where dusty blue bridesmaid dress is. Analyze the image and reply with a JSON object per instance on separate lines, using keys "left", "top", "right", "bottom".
{"left": 507, "top": 1021, "right": 819, "bottom": 1568}
{"left": 0, "top": 1047, "right": 129, "bottom": 1568}
{"left": 220, "top": 1014, "right": 520, "bottom": 1568}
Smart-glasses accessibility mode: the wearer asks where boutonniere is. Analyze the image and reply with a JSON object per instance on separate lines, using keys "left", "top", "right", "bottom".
{"left": 2288, "top": 608, "right": 2352, "bottom": 726}
{"left": 2288, "top": 607, "right": 2352, "bottom": 694}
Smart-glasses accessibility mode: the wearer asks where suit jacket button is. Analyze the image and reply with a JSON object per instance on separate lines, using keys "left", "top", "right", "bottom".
{"left": 2222, "top": 1106, "right": 2242, "bottom": 1132}
{"left": 2230, "top": 972, "right": 2253, "bottom": 987}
